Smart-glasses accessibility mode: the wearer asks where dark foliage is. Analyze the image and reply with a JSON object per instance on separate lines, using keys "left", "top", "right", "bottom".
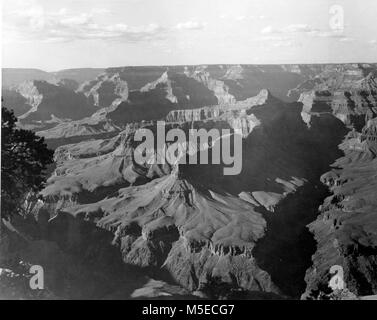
{"left": 1, "top": 106, "right": 53, "bottom": 218}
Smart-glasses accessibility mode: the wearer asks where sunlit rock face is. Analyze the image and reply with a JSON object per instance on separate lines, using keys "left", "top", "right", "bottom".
{"left": 293, "top": 64, "right": 377, "bottom": 128}
{"left": 2, "top": 64, "right": 330, "bottom": 141}
{"left": 298, "top": 66, "right": 377, "bottom": 299}
{"left": 78, "top": 72, "right": 129, "bottom": 109}
{"left": 1, "top": 68, "right": 104, "bottom": 124}
{"left": 1, "top": 88, "right": 32, "bottom": 117}
{"left": 1, "top": 81, "right": 44, "bottom": 118}
{"left": 140, "top": 71, "right": 178, "bottom": 103}
{"left": 303, "top": 133, "right": 377, "bottom": 298}
{"left": 165, "top": 89, "right": 271, "bottom": 137}
{"left": 56, "top": 79, "right": 80, "bottom": 91}
{"left": 16, "top": 81, "right": 44, "bottom": 112}
{"left": 183, "top": 66, "right": 236, "bottom": 105}
{"left": 2, "top": 80, "right": 96, "bottom": 131}
{"left": 36, "top": 117, "right": 122, "bottom": 140}
{"left": 65, "top": 172, "right": 270, "bottom": 275}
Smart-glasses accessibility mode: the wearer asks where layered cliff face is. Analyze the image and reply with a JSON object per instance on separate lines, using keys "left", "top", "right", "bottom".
{"left": 42, "top": 124, "right": 153, "bottom": 201}
{"left": 36, "top": 117, "right": 121, "bottom": 140}
{"left": 78, "top": 72, "right": 129, "bottom": 109}
{"left": 3, "top": 64, "right": 376, "bottom": 138}
{"left": 140, "top": 71, "right": 177, "bottom": 103}
{"left": 165, "top": 89, "right": 271, "bottom": 137}
{"left": 16, "top": 81, "right": 44, "bottom": 113}
{"left": 221, "top": 64, "right": 308, "bottom": 102}
{"left": 61, "top": 171, "right": 276, "bottom": 292}
{"left": 296, "top": 67, "right": 377, "bottom": 299}
{"left": 0, "top": 201, "right": 194, "bottom": 300}
{"left": 56, "top": 79, "right": 80, "bottom": 91}
{"left": 3, "top": 80, "right": 97, "bottom": 130}
{"left": 183, "top": 66, "right": 236, "bottom": 105}
{"left": 294, "top": 64, "right": 377, "bottom": 128}
{"left": 2, "top": 64, "right": 331, "bottom": 142}
{"left": 40, "top": 90, "right": 272, "bottom": 208}
{"left": 1, "top": 88, "right": 31, "bottom": 117}
{"left": 303, "top": 114, "right": 377, "bottom": 299}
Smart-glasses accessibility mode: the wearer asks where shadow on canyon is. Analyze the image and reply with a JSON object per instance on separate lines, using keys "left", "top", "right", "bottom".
{"left": 1, "top": 211, "right": 194, "bottom": 300}
{"left": 252, "top": 183, "right": 330, "bottom": 298}
{"left": 45, "top": 212, "right": 193, "bottom": 299}
{"left": 180, "top": 101, "right": 349, "bottom": 298}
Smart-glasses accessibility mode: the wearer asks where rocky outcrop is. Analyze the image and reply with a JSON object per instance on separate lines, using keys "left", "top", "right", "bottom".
{"left": 16, "top": 81, "right": 43, "bottom": 113}
{"left": 1, "top": 210, "right": 193, "bottom": 299}
{"left": 184, "top": 66, "right": 236, "bottom": 105}
{"left": 79, "top": 73, "right": 129, "bottom": 109}
{"left": 36, "top": 117, "right": 121, "bottom": 140}
{"left": 165, "top": 89, "right": 270, "bottom": 137}
{"left": 295, "top": 65, "right": 377, "bottom": 128}
{"left": 57, "top": 79, "right": 79, "bottom": 91}
{"left": 222, "top": 65, "right": 244, "bottom": 81}
{"left": 303, "top": 137, "right": 377, "bottom": 298}
{"left": 4, "top": 64, "right": 361, "bottom": 139}
{"left": 302, "top": 69, "right": 377, "bottom": 299}
{"left": 1, "top": 88, "right": 31, "bottom": 117}
{"left": 3, "top": 80, "right": 96, "bottom": 130}
{"left": 140, "top": 71, "right": 177, "bottom": 103}
{"left": 52, "top": 170, "right": 278, "bottom": 294}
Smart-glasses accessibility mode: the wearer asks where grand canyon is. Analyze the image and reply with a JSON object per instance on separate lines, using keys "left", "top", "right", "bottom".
{"left": 1, "top": 63, "right": 376, "bottom": 299}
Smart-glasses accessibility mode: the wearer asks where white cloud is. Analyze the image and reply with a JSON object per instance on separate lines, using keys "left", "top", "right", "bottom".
{"left": 338, "top": 37, "right": 355, "bottom": 42}
{"left": 368, "top": 40, "right": 377, "bottom": 46}
{"left": 258, "top": 35, "right": 290, "bottom": 41}
{"left": 260, "top": 24, "right": 355, "bottom": 43}
{"left": 219, "top": 14, "right": 264, "bottom": 21}
{"left": 284, "top": 24, "right": 315, "bottom": 33}
{"left": 261, "top": 24, "right": 317, "bottom": 34}
{"left": 257, "top": 34, "right": 297, "bottom": 48}
{"left": 4, "top": 4, "right": 166, "bottom": 43}
{"left": 90, "top": 8, "right": 111, "bottom": 15}
{"left": 310, "top": 30, "right": 356, "bottom": 43}
{"left": 177, "top": 40, "right": 195, "bottom": 50}
{"left": 60, "top": 13, "right": 93, "bottom": 26}
{"left": 4, "top": 2, "right": 208, "bottom": 44}
{"left": 261, "top": 26, "right": 278, "bottom": 34}
{"left": 236, "top": 16, "right": 246, "bottom": 21}
{"left": 311, "top": 30, "right": 343, "bottom": 38}
{"left": 175, "top": 21, "right": 206, "bottom": 30}
{"left": 272, "top": 40, "right": 295, "bottom": 47}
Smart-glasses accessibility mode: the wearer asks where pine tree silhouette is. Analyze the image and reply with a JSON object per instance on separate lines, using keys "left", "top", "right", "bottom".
{"left": 1, "top": 105, "right": 53, "bottom": 219}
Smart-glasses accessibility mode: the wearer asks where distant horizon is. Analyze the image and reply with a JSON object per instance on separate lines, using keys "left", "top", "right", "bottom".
{"left": 3, "top": 61, "right": 377, "bottom": 74}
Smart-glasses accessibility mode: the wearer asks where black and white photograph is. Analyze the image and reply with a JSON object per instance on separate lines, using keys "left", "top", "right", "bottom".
{"left": 0, "top": 0, "right": 377, "bottom": 307}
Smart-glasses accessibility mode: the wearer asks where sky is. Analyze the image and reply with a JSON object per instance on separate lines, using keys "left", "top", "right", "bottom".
{"left": 1, "top": 0, "right": 377, "bottom": 71}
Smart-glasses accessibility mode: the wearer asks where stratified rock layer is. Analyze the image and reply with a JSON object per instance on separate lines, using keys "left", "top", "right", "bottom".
{"left": 301, "top": 66, "right": 377, "bottom": 299}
